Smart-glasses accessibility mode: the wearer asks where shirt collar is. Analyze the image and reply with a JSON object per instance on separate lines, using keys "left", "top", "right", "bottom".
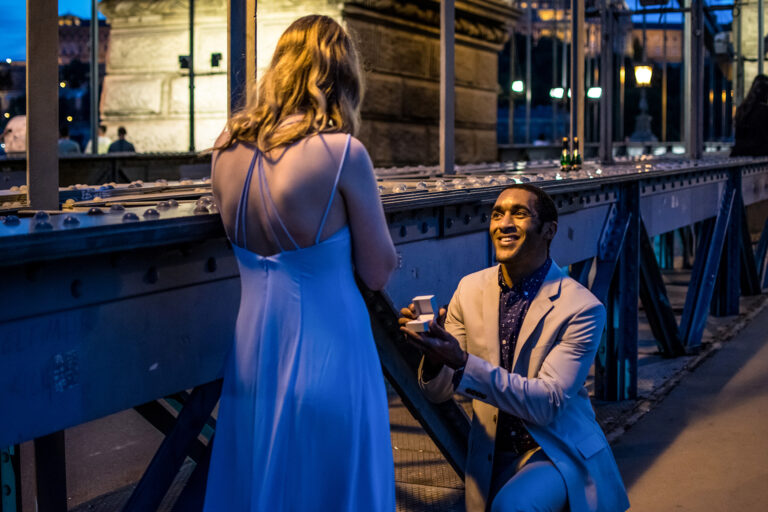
{"left": 498, "top": 258, "right": 553, "bottom": 294}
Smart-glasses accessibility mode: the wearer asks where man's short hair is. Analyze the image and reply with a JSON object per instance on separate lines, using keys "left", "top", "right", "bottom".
{"left": 99, "top": 124, "right": 107, "bottom": 134}
{"left": 117, "top": 126, "right": 127, "bottom": 137}
{"left": 59, "top": 125, "right": 69, "bottom": 138}
{"left": 500, "top": 183, "right": 558, "bottom": 224}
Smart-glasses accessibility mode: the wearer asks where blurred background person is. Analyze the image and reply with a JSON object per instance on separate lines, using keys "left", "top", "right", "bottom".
{"left": 84, "top": 124, "right": 111, "bottom": 154}
{"left": 731, "top": 75, "right": 768, "bottom": 157}
{"left": 58, "top": 125, "right": 81, "bottom": 155}
{"left": 108, "top": 126, "right": 136, "bottom": 153}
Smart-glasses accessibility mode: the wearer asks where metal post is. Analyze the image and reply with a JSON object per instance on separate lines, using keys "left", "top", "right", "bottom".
{"left": 599, "top": 0, "right": 614, "bottom": 163}
{"left": 90, "top": 0, "right": 99, "bottom": 155}
{"left": 759, "top": 0, "right": 765, "bottom": 76}
{"left": 662, "top": 24, "right": 668, "bottom": 142}
{"left": 26, "top": 0, "right": 58, "bottom": 210}
{"left": 525, "top": 3, "right": 532, "bottom": 145}
{"left": 570, "top": 0, "right": 584, "bottom": 158}
{"left": 440, "top": 0, "right": 455, "bottom": 175}
{"left": 708, "top": 54, "right": 715, "bottom": 142}
{"left": 188, "top": 0, "right": 196, "bottom": 152}
{"left": 509, "top": 36, "right": 516, "bottom": 145}
{"left": 735, "top": 3, "right": 744, "bottom": 106}
{"left": 684, "top": 0, "right": 704, "bottom": 160}
{"left": 552, "top": 6, "right": 558, "bottom": 143}
{"left": 228, "top": 0, "right": 256, "bottom": 117}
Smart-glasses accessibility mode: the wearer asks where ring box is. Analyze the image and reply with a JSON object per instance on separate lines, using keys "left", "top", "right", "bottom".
{"left": 406, "top": 295, "right": 438, "bottom": 333}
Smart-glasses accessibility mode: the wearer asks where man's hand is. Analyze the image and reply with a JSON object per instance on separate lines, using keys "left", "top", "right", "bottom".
{"left": 399, "top": 306, "right": 467, "bottom": 370}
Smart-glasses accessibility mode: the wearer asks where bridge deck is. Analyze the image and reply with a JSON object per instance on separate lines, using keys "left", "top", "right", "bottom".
{"left": 17, "top": 273, "right": 758, "bottom": 511}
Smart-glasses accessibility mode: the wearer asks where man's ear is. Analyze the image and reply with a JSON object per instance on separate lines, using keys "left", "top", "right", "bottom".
{"left": 544, "top": 221, "right": 557, "bottom": 241}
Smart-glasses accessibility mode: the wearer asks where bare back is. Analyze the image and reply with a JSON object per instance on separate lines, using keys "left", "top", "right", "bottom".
{"left": 212, "top": 131, "right": 397, "bottom": 289}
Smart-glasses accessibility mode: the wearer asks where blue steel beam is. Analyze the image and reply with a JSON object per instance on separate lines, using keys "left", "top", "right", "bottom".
{"left": 639, "top": 221, "right": 686, "bottom": 357}
{"left": 680, "top": 186, "right": 737, "bottom": 349}
{"left": 739, "top": 206, "right": 762, "bottom": 296}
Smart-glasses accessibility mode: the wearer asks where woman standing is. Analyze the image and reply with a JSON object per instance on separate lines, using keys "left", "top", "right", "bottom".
{"left": 731, "top": 75, "right": 768, "bottom": 157}
{"left": 204, "top": 15, "right": 397, "bottom": 511}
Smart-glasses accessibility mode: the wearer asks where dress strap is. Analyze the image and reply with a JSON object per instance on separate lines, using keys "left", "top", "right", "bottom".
{"left": 314, "top": 134, "right": 351, "bottom": 244}
{"left": 258, "top": 151, "right": 300, "bottom": 251}
{"left": 234, "top": 150, "right": 259, "bottom": 247}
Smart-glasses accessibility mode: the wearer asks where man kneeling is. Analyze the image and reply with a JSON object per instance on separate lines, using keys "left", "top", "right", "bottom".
{"left": 401, "top": 184, "right": 629, "bottom": 512}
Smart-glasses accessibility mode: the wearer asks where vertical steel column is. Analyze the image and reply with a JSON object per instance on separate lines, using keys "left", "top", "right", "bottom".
{"left": 509, "top": 36, "right": 516, "bottom": 145}
{"left": 570, "top": 0, "right": 584, "bottom": 158}
{"left": 684, "top": 0, "right": 704, "bottom": 159}
{"left": 26, "top": 0, "right": 59, "bottom": 210}
{"left": 34, "top": 431, "right": 66, "bottom": 512}
{"left": 440, "top": 0, "right": 455, "bottom": 175}
{"left": 712, "top": 169, "right": 741, "bottom": 316}
{"left": 228, "top": 0, "right": 257, "bottom": 117}
{"left": 599, "top": 0, "right": 614, "bottom": 163}
{"left": 188, "top": 0, "right": 196, "bottom": 152}
{"left": 708, "top": 56, "right": 715, "bottom": 141}
{"left": 759, "top": 0, "right": 765, "bottom": 76}
{"left": 615, "top": 181, "right": 639, "bottom": 400}
{"left": 552, "top": 5, "right": 558, "bottom": 142}
{"left": 735, "top": 3, "right": 744, "bottom": 106}
{"left": 662, "top": 25, "right": 668, "bottom": 142}
{"left": 89, "top": 0, "right": 99, "bottom": 155}
{"left": 0, "top": 446, "right": 21, "bottom": 512}
{"left": 525, "top": 3, "right": 532, "bottom": 144}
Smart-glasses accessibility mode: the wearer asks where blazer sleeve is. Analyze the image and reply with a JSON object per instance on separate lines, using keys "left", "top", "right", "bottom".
{"left": 456, "top": 301, "right": 606, "bottom": 426}
{"left": 417, "top": 277, "right": 468, "bottom": 403}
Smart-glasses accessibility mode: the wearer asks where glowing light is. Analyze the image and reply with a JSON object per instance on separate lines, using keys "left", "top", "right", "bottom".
{"left": 60, "top": 82, "right": 66, "bottom": 88}
{"left": 549, "top": 87, "right": 565, "bottom": 99}
{"left": 620, "top": 66, "right": 626, "bottom": 85}
{"left": 3, "top": 113, "right": 9, "bottom": 119}
{"left": 634, "top": 65, "right": 653, "bottom": 87}
{"left": 66, "top": 116, "right": 73, "bottom": 122}
{"left": 511, "top": 80, "right": 524, "bottom": 93}
{"left": 587, "top": 87, "right": 602, "bottom": 99}
{"left": 5, "top": 58, "right": 11, "bottom": 64}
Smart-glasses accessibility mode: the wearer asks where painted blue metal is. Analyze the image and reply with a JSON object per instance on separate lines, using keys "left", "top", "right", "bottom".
{"left": 755, "top": 217, "right": 768, "bottom": 288}
{"left": 711, "top": 171, "right": 742, "bottom": 317}
{"left": 569, "top": 258, "right": 593, "bottom": 287}
{"left": 680, "top": 187, "right": 737, "bottom": 348}
{"left": 739, "top": 206, "right": 762, "bottom": 296}
{"left": 591, "top": 204, "right": 631, "bottom": 305}
{"left": 0, "top": 446, "right": 20, "bottom": 512}
{"left": 639, "top": 221, "right": 686, "bottom": 357}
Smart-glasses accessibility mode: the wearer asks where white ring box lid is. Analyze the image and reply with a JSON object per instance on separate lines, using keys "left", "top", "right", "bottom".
{"left": 406, "top": 295, "right": 437, "bottom": 333}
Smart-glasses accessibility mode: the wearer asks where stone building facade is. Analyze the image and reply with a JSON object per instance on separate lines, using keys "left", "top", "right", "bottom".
{"left": 98, "top": 0, "right": 519, "bottom": 165}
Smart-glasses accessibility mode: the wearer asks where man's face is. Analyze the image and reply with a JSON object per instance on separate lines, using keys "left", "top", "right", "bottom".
{"left": 489, "top": 188, "right": 556, "bottom": 265}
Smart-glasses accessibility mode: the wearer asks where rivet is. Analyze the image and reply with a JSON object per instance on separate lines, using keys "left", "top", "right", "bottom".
{"left": 62, "top": 216, "right": 80, "bottom": 227}
{"left": 33, "top": 210, "right": 50, "bottom": 221}
{"left": 168, "top": 199, "right": 179, "bottom": 207}
{"left": 446, "top": 217, "right": 454, "bottom": 228}
{"left": 463, "top": 214, "right": 471, "bottom": 225}
{"left": 193, "top": 205, "right": 209, "bottom": 215}
{"left": 122, "top": 212, "right": 139, "bottom": 222}
{"left": 87, "top": 207, "right": 104, "bottom": 215}
{"left": 143, "top": 208, "right": 160, "bottom": 218}
{"left": 71, "top": 279, "right": 83, "bottom": 298}
{"left": 144, "top": 267, "right": 159, "bottom": 284}
{"left": 156, "top": 201, "right": 171, "bottom": 210}
{"left": 110, "top": 204, "right": 126, "bottom": 214}
{"left": 34, "top": 220, "right": 53, "bottom": 231}
{"left": 3, "top": 484, "right": 11, "bottom": 496}
{"left": 2, "top": 215, "right": 20, "bottom": 226}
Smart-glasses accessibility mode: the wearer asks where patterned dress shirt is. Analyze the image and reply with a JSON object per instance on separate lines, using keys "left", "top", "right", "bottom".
{"left": 495, "top": 258, "right": 552, "bottom": 454}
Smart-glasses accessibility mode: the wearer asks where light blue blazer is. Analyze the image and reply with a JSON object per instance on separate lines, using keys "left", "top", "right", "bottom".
{"left": 419, "top": 263, "right": 630, "bottom": 512}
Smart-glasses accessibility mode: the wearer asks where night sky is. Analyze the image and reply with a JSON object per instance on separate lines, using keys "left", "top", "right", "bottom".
{"left": 1, "top": 0, "right": 103, "bottom": 62}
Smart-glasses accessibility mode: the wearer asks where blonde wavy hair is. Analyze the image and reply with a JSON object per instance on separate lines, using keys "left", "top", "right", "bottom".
{"left": 218, "top": 15, "right": 363, "bottom": 152}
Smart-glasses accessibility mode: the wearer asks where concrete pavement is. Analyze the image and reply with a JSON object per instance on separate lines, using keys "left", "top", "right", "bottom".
{"left": 612, "top": 306, "right": 768, "bottom": 511}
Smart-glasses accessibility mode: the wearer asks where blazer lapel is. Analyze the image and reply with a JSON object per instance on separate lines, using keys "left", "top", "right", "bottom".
{"left": 481, "top": 265, "right": 501, "bottom": 367}
{"left": 512, "top": 263, "right": 563, "bottom": 369}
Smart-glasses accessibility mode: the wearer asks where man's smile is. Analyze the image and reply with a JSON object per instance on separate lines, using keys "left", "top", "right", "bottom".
{"left": 495, "top": 234, "right": 520, "bottom": 246}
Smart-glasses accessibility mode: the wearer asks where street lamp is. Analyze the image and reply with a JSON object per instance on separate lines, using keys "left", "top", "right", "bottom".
{"left": 633, "top": 64, "right": 653, "bottom": 87}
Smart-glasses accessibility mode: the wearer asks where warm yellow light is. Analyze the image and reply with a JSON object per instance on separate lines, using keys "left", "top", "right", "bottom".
{"left": 721, "top": 91, "right": 726, "bottom": 103}
{"left": 620, "top": 66, "right": 626, "bottom": 85}
{"left": 3, "top": 113, "right": 9, "bottom": 119}
{"left": 60, "top": 82, "right": 66, "bottom": 88}
{"left": 709, "top": 90, "right": 714, "bottom": 103}
{"left": 66, "top": 116, "right": 73, "bottom": 122}
{"left": 634, "top": 64, "right": 653, "bottom": 87}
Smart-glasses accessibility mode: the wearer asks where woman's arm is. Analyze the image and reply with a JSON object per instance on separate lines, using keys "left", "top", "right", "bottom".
{"left": 339, "top": 137, "right": 397, "bottom": 290}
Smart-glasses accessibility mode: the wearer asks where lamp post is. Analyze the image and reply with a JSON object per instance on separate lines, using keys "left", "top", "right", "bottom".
{"left": 630, "top": 12, "right": 657, "bottom": 143}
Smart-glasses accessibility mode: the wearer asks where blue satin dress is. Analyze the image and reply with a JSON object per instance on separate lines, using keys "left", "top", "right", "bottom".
{"left": 203, "top": 135, "right": 395, "bottom": 511}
